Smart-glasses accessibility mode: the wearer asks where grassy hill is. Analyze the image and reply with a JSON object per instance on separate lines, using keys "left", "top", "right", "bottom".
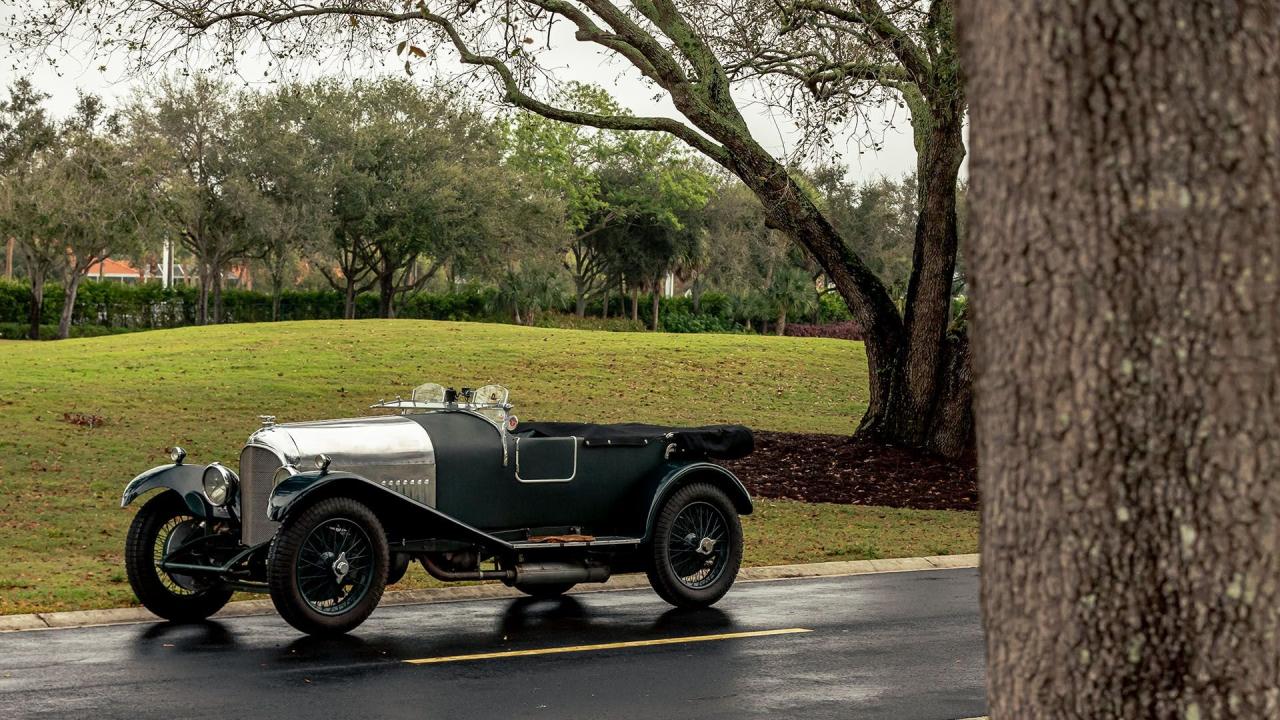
{"left": 0, "top": 320, "right": 974, "bottom": 613}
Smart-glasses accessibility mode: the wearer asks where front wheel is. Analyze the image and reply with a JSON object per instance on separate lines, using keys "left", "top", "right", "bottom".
{"left": 646, "top": 483, "right": 743, "bottom": 609}
{"left": 124, "top": 491, "right": 233, "bottom": 622}
{"left": 268, "top": 497, "right": 389, "bottom": 636}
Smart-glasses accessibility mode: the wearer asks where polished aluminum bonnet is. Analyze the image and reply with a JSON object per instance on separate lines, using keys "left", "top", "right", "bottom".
{"left": 239, "top": 415, "right": 436, "bottom": 545}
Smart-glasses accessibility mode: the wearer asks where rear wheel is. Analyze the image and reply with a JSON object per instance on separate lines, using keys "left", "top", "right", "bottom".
{"left": 514, "top": 582, "right": 576, "bottom": 599}
{"left": 646, "top": 483, "right": 743, "bottom": 609}
{"left": 124, "top": 491, "right": 233, "bottom": 622}
{"left": 268, "top": 497, "right": 388, "bottom": 636}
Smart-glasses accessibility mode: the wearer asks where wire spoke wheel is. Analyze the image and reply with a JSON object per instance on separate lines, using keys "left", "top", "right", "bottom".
{"left": 295, "top": 518, "right": 374, "bottom": 616}
{"left": 268, "top": 496, "right": 389, "bottom": 636}
{"left": 668, "top": 501, "right": 730, "bottom": 589}
{"left": 154, "top": 515, "right": 203, "bottom": 595}
{"left": 124, "top": 491, "right": 233, "bottom": 622}
{"left": 646, "top": 482, "right": 744, "bottom": 609}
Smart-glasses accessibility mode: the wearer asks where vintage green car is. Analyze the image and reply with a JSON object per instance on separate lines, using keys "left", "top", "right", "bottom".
{"left": 120, "top": 384, "right": 754, "bottom": 635}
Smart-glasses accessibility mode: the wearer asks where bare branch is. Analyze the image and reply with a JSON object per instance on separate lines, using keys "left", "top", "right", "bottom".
{"left": 795, "top": 0, "right": 932, "bottom": 82}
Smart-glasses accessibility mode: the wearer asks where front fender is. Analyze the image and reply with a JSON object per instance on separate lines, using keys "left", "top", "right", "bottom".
{"left": 121, "top": 464, "right": 214, "bottom": 518}
{"left": 642, "top": 462, "right": 753, "bottom": 543}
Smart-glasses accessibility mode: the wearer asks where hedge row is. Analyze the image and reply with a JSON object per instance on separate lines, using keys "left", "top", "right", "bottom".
{"left": 0, "top": 280, "right": 502, "bottom": 328}
{"left": 0, "top": 279, "right": 859, "bottom": 338}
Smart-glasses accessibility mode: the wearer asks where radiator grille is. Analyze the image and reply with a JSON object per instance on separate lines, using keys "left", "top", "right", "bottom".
{"left": 239, "top": 445, "right": 283, "bottom": 546}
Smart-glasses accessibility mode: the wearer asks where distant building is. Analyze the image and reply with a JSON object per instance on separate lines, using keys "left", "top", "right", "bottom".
{"left": 86, "top": 258, "right": 152, "bottom": 284}
{"left": 84, "top": 256, "right": 248, "bottom": 288}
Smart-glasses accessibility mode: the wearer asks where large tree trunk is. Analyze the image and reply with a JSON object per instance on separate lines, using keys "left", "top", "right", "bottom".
{"left": 960, "top": 2, "right": 1280, "bottom": 717}
{"left": 729, "top": 141, "right": 971, "bottom": 456}
{"left": 57, "top": 273, "right": 83, "bottom": 340}
{"left": 876, "top": 110, "right": 969, "bottom": 453}
{"left": 27, "top": 272, "right": 44, "bottom": 340}
{"left": 776, "top": 307, "right": 787, "bottom": 337}
{"left": 630, "top": 287, "right": 639, "bottom": 322}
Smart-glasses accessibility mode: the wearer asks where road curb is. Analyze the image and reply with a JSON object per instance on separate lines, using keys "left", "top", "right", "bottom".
{"left": 0, "top": 553, "right": 978, "bottom": 633}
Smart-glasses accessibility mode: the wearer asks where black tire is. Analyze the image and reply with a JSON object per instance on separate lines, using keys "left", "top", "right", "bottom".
{"left": 514, "top": 582, "right": 576, "bottom": 599}
{"left": 646, "top": 482, "right": 743, "bottom": 609}
{"left": 267, "top": 497, "right": 389, "bottom": 636}
{"left": 124, "top": 491, "right": 233, "bottom": 622}
{"left": 387, "top": 552, "right": 412, "bottom": 586}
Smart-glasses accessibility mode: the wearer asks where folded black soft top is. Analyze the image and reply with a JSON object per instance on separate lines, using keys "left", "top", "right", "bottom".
{"left": 517, "top": 422, "right": 754, "bottom": 460}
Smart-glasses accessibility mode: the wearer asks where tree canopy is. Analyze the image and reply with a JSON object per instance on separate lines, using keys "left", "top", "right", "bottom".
{"left": 5, "top": 0, "right": 973, "bottom": 456}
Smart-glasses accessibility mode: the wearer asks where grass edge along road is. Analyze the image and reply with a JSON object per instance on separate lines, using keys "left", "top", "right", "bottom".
{"left": 0, "top": 320, "right": 976, "bottom": 614}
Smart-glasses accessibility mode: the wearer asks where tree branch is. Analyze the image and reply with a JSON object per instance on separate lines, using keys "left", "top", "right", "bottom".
{"left": 169, "top": 2, "right": 731, "bottom": 164}
{"left": 794, "top": 0, "right": 931, "bottom": 82}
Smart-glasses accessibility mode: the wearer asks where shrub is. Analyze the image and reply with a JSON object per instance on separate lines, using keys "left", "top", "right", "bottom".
{"left": 532, "top": 313, "right": 647, "bottom": 332}
{"left": 696, "top": 291, "right": 733, "bottom": 318}
{"left": 661, "top": 311, "right": 745, "bottom": 334}
{"left": 784, "top": 321, "right": 864, "bottom": 341}
{"left": 818, "top": 292, "right": 854, "bottom": 323}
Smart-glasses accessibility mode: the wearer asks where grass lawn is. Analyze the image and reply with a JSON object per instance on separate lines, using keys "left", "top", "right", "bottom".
{"left": 0, "top": 320, "right": 976, "bottom": 614}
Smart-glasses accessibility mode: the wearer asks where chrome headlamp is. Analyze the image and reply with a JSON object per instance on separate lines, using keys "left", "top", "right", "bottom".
{"left": 202, "top": 463, "right": 236, "bottom": 507}
{"left": 273, "top": 465, "right": 298, "bottom": 486}
{"left": 169, "top": 446, "right": 187, "bottom": 465}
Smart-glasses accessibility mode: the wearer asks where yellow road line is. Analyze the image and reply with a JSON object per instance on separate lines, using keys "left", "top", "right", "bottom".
{"left": 404, "top": 627, "right": 812, "bottom": 665}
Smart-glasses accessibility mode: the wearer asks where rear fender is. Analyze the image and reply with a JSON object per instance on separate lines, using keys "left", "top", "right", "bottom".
{"left": 642, "top": 463, "right": 753, "bottom": 543}
{"left": 121, "top": 464, "right": 219, "bottom": 519}
{"left": 268, "top": 471, "right": 512, "bottom": 551}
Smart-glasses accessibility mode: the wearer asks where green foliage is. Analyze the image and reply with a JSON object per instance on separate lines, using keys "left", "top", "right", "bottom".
{"left": 0, "top": 74, "right": 930, "bottom": 337}
{"left": 809, "top": 166, "right": 918, "bottom": 303}
{"left": 660, "top": 311, "right": 744, "bottom": 334}
{"left": 819, "top": 292, "right": 855, "bottom": 322}
{"left": 0, "top": 280, "right": 30, "bottom": 322}
{"left": 531, "top": 314, "right": 647, "bottom": 333}
{"left": 0, "top": 322, "right": 140, "bottom": 340}
{"left": 507, "top": 85, "right": 718, "bottom": 315}
{"left": 0, "top": 280, "right": 505, "bottom": 328}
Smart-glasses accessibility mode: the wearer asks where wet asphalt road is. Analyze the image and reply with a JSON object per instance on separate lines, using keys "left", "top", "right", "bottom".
{"left": 0, "top": 569, "right": 985, "bottom": 720}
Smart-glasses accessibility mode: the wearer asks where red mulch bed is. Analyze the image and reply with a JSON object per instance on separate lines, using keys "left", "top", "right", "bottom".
{"left": 723, "top": 431, "right": 978, "bottom": 511}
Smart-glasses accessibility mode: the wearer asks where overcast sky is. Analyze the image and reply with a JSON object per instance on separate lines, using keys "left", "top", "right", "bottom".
{"left": 0, "top": 19, "right": 924, "bottom": 183}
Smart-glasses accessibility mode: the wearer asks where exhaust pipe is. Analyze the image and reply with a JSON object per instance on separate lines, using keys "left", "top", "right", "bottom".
{"left": 419, "top": 556, "right": 610, "bottom": 585}
{"left": 420, "top": 554, "right": 515, "bottom": 582}
{"left": 512, "top": 560, "right": 610, "bottom": 586}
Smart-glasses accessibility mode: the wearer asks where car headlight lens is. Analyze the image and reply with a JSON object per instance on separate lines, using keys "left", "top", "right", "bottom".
{"left": 170, "top": 446, "right": 187, "bottom": 465}
{"left": 273, "top": 465, "right": 297, "bottom": 486}
{"left": 202, "top": 464, "right": 234, "bottom": 507}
